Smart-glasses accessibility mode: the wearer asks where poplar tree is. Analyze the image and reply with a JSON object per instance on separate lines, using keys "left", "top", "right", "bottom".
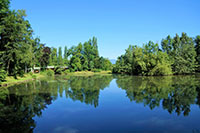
{"left": 58, "top": 47, "right": 63, "bottom": 66}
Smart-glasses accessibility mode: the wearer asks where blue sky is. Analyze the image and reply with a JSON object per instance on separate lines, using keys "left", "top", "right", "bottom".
{"left": 11, "top": 0, "right": 200, "bottom": 59}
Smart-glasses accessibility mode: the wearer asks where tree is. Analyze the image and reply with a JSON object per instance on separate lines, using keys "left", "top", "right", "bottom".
{"left": 148, "top": 51, "right": 172, "bottom": 76}
{"left": 70, "top": 56, "right": 82, "bottom": 71}
{"left": 52, "top": 47, "right": 58, "bottom": 66}
{"left": 132, "top": 46, "right": 146, "bottom": 75}
{"left": 161, "top": 33, "right": 196, "bottom": 74}
{"left": 39, "top": 46, "right": 51, "bottom": 69}
{"left": 49, "top": 47, "right": 57, "bottom": 66}
{"left": 0, "top": 0, "right": 10, "bottom": 27}
{"left": 195, "top": 35, "right": 200, "bottom": 71}
{"left": 58, "top": 47, "right": 63, "bottom": 66}
{"left": 64, "top": 46, "right": 69, "bottom": 66}
{"left": 113, "top": 41, "right": 172, "bottom": 76}
{"left": 101, "top": 58, "right": 112, "bottom": 70}
{"left": 0, "top": 9, "right": 34, "bottom": 77}
{"left": 83, "top": 37, "right": 100, "bottom": 70}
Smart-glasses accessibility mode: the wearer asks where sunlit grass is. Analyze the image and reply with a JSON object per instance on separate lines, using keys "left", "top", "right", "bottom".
{"left": 0, "top": 71, "right": 112, "bottom": 87}
{"left": 1, "top": 73, "right": 45, "bottom": 87}
{"left": 67, "top": 71, "right": 112, "bottom": 76}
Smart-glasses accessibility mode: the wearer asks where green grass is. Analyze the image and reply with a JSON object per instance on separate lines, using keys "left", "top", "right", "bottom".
{"left": 0, "top": 71, "right": 112, "bottom": 87}
{"left": 67, "top": 70, "right": 112, "bottom": 76}
{"left": 0, "top": 73, "right": 45, "bottom": 87}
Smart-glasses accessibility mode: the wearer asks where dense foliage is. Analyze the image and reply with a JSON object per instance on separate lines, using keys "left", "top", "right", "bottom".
{"left": 0, "top": 0, "right": 112, "bottom": 80}
{"left": 1, "top": 0, "right": 200, "bottom": 78}
{"left": 67, "top": 37, "right": 112, "bottom": 71}
{"left": 113, "top": 41, "right": 172, "bottom": 76}
{"left": 0, "top": 68, "right": 6, "bottom": 83}
{"left": 113, "top": 33, "right": 199, "bottom": 75}
{"left": 195, "top": 35, "right": 200, "bottom": 71}
{"left": 161, "top": 33, "right": 197, "bottom": 74}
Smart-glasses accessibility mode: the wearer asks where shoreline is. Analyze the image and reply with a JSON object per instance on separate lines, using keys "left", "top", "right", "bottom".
{"left": 0, "top": 71, "right": 112, "bottom": 88}
{"left": 0, "top": 71, "right": 199, "bottom": 88}
{"left": 66, "top": 71, "right": 112, "bottom": 76}
{"left": 0, "top": 74, "right": 45, "bottom": 88}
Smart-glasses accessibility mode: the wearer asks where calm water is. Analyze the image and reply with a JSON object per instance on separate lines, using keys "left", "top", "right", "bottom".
{"left": 0, "top": 75, "right": 200, "bottom": 133}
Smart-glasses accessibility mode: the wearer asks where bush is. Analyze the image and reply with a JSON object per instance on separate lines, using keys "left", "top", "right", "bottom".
{"left": 0, "top": 69, "right": 7, "bottom": 83}
{"left": 54, "top": 67, "right": 63, "bottom": 75}
{"left": 91, "top": 69, "right": 101, "bottom": 73}
{"left": 18, "top": 70, "right": 25, "bottom": 77}
{"left": 148, "top": 63, "right": 172, "bottom": 76}
{"left": 46, "top": 70, "right": 55, "bottom": 77}
{"left": 32, "top": 75, "right": 37, "bottom": 79}
{"left": 63, "top": 69, "right": 70, "bottom": 75}
{"left": 70, "top": 68, "right": 75, "bottom": 72}
{"left": 29, "top": 72, "right": 33, "bottom": 76}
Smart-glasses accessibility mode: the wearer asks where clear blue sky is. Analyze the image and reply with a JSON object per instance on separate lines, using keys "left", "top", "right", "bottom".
{"left": 11, "top": 0, "right": 200, "bottom": 59}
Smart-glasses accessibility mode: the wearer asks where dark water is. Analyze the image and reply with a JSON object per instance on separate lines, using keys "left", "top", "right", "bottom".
{"left": 0, "top": 75, "right": 200, "bottom": 133}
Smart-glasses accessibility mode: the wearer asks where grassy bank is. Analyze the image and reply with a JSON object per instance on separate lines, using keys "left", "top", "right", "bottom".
{"left": 0, "top": 73, "right": 45, "bottom": 87}
{"left": 66, "top": 71, "right": 112, "bottom": 76}
{"left": 0, "top": 71, "right": 112, "bottom": 87}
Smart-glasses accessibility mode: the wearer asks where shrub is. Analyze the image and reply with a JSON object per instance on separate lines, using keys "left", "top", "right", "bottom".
{"left": 29, "top": 72, "right": 33, "bottom": 76}
{"left": 148, "top": 63, "right": 172, "bottom": 76}
{"left": 91, "top": 69, "right": 101, "bottom": 73}
{"left": 0, "top": 69, "right": 7, "bottom": 83}
{"left": 63, "top": 69, "right": 70, "bottom": 75}
{"left": 32, "top": 75, "right": 37, "bottom": 79}
{"left": 18, "top": 70, "right": 25, "bottom": 77}
{"left": 46, "top": 70, "right": 55, "bottom": 76}
{"left": 54, "top": 67, "right": 63, "bottom": 75}
{"left": 70, "top": 68, "right": 75, "bottom": 72}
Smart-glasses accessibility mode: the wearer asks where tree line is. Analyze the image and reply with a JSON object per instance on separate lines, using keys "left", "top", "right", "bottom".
{"left": 0, "top": 0, "right": 112, "bottom": 81}
{"left": 113, "top": 33, "right": 200, "bottom": 76}
{"left": 1, "top": 0, "right": 200, "bottom": 82}
{"left": 48, "top": 37, "right": 112, "bottom": 72}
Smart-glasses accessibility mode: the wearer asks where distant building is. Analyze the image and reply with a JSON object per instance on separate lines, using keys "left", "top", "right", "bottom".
{"left": 30, "top": 66, "right": 68, "bottom": 73}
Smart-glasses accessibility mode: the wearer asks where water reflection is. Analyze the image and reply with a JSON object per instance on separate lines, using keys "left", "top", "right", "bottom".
{"left": 115, "top": 75, "right": 200, "bottom": 116}
{"left": 66, "top": 75, "right": 113, "bottom": 107}
{"left": 0, "top": 75, "right": 200, "bottom": 132}
{"left": 0, "top": 75, "right": 113, "bottom": 132}
{"left": 0, "top": 87, "right": 52, "bottom": 132}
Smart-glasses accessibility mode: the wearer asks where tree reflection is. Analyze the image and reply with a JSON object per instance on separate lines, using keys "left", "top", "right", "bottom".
{"left": 66, "top": 75, "right": 113, "bottom": 107}
{"left": 1, "top": 74, "right": 200, "bottom": 132}
{"left": 115, "top": 75, "right": 200, "bottom": 116}
{"left": 0, "top": 75, "right": 113, "bottom": 132}
{"left": 0, "top": 86, "right": 53, "bottom": 133}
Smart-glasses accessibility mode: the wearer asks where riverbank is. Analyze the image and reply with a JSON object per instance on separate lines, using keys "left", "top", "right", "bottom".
{"left": 0, "top": 71, "right": 112, "bottom": 88}
{"left": 0, "top": 73, "right": 45, "bottom": 87}
{"left": 66, "top": 71, "right": 112, "bottom": 76}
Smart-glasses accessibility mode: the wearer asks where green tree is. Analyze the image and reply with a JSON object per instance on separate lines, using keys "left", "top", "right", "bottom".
{"left": 99, "top": 57, "right": 112, "bottom": 70}
{"left": 58, "top": 47, "right": 63, "bottom": 66}
{"left": 113, "top": 41, "right": 172, "bottom": 76}
{"left": 83, "top": 37, "right": 100, "bottom": 70}
{"left": 195, "top": 35, "right": 200, "bottom": 71}
{"left": 161, "top": 33, "right": 197, "bottom": 74}
{"left": 49, "top": 47, "right": 57, "bottom": 66}
{"left": 64, "top": 46, "right": 69, "bottom": 66}
{"left": 70, "top": 56, "right": 82, "bottom": 71}
{"left": 0, "top": 9, "right": 34, "bottom": 77}
{"left": 39, "top": 46, "right": 51, "bottom": 69}
{"left": 31, "top": 37, "right": 43, "bottom": 67}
